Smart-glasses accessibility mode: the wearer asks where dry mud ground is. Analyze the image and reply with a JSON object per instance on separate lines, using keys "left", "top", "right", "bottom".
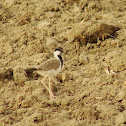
{"left": 0, "top": 0, "right": 126, "bottom": 126}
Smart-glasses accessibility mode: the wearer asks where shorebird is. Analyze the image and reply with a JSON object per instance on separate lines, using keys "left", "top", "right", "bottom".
{"left": 27, "top": 47, "right": 63, "bottom": 99}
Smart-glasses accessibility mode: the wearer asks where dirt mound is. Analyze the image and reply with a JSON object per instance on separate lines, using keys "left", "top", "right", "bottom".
{"left": 0, "top": 0, "right": 126, "bottom": 125}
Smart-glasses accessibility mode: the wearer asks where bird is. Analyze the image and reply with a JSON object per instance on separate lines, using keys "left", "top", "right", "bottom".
{"left": 26, "top": 47, "right": 64, "bottom": 99}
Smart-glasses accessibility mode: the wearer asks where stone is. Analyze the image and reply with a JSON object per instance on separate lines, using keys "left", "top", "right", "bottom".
{"left": 79, "top": 53, "right": 88, "bottom": 65}
{"left": 0, "top": 106, "right": 5, "bottom": 114}
{"left": 3, "top": 0, "right": 15, "bottom": 7}
{"left": 4, "top": 43, "right": 13, "bottom": 56}
{"left": 45, "top": 37, "right": 58, "bottom": 47}
{"left": 17, "top": 108, "right": 27, "bottom": 116}
{"left": 115, "top": 91, "right": 126, "bottom": 101}
{"left": 13, "top": 67, "right": 28, "bottom": 85}
{"left": 115, "top": 111, "right": 126, "bottom": 125}
{"left": 62, "top": 73, "right": 70, "bottom": 82}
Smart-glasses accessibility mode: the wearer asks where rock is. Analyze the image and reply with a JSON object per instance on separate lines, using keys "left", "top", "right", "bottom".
{"left": 122, "top": 100, "right": 126, "bottom": 108}
{"left": 66, "top": 21, "right": 91, "bottom": 42}
{"left": 79, "top": 91, "right": 90, "bottom": 100}
{"left": 79, "top": 0, "right": 87, "bottom": 9}
{"left": 62, "top": 73, "right": 70, "bottom": 82}
{"left": 79, "top": 52, "right": 88, "bottom": 65}
{"left": 123, "top": 81, "right": 126, "bottom": 87}
{"left": 88, "top": 1, "right": 101, "bottom": 11}
{"left": 45, "top": 37, "right": 58, "bottom": 47}
{"left": 115, "top": 91, "right": 126, "bottom": 102}
{"left": 4, "top": 43, "right": 13, "bottom": 56}
{"left": 88, "top": 1, "right": 96, "bottom": 9}
{"left": 0, "top": 81, "right": 4, "bottom": 88}
{"left": 21, "top": 98, "right": 33, "bottom": 108}
{"left": 37, "top": 21, "right": 50, "bottom": 30}
{"left": 13, "top": 67, "right": 28, "bottom": 85}
{"left": 66, "top": 22, "right": 119, "bottom": 44}
{"left": 45, "top": 37, "right": 60, "bottom": 52}
{"left": 109, "top": 88, "right": 116, "bottom": 97}
{"left": 105, "top": 50, "right": 126, "bottom": 72}
{"left": 3, "top": 0, "right": 15, "bottom": 7}
{"left": 115, "top": 111, "right": 126, "bottom": 125}
{"left": 110, "top": 39, "right": 119, "bottom": 46}
{"left": 15, "top": 93, "right": 25, "bottom": 103}
{"left": 0, "top": 106, "right": 5, "bottom": 114}
{"left": 82, "top": 78, "right": 90, "bottom": 85}
{"left": 17, "top": 108, "right": 27, "bottom": 116}
{"left": 0, "top": 68, "right": 13, "bottom": 81}
{"left": 73, "top": 3, "right": 80, "bottom": 13}
{"left": 123, "top": 110, "right": 126, "bottom": 119}
{"left": 115, "top": 113, "right": 125, "bottom": 125}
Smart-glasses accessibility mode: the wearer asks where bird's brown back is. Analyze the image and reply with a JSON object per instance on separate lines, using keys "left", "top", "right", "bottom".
{"left": 38, "top": 58, "right": 61, "bottom": 71}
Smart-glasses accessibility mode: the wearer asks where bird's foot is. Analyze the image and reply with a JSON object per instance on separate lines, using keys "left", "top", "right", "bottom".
{"left": 50, "top": 94, "right": 57, "bottom": 99}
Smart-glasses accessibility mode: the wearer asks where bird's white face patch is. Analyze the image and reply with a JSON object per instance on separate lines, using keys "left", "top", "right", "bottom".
{"left": 54, "top": 50, "right": 61, "bottom": 59}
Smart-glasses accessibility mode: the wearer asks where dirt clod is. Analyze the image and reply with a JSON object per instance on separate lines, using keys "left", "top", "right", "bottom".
{"left": 0, "top": 0, "right": 126, "bottom": 125}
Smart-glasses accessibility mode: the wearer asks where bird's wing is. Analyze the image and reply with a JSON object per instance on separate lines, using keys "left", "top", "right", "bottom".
{"left": 38, "top": 58, "right": 61, "bottom": 71}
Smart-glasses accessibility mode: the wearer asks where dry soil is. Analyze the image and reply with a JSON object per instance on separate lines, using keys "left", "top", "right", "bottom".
{"left": 0, "top": 0, "right": 126, "bottom": 126}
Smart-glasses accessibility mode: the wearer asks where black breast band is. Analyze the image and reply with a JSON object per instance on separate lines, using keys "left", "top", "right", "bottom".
{"left": 58, "top": 55, "right": 63, "bottom": 68}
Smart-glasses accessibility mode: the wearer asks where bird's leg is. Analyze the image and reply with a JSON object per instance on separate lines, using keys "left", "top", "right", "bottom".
{"left": 41, "top": 77, "right": 52, "bottom": 96}
{"left": 49, "top": 78, "right": 56, "bottom": 99}
{"left": 41, "top": 77, "right": 56, "bottom": 99}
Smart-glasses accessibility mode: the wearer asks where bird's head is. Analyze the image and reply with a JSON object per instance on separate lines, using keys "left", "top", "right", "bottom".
{"left": 54, "top": 47, "right": 63, "bottom": 58}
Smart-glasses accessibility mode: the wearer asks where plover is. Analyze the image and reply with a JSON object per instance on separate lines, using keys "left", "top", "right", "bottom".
{"left": 27, "top": 47, "right": 63, "bottom": 99}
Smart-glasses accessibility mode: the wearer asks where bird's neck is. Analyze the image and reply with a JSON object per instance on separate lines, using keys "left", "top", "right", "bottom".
{"left": 54, "top": 51, "right": 63, "bottom": 68}
{"left": 57, "top": 55, "right": 63, "bottom": 68}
